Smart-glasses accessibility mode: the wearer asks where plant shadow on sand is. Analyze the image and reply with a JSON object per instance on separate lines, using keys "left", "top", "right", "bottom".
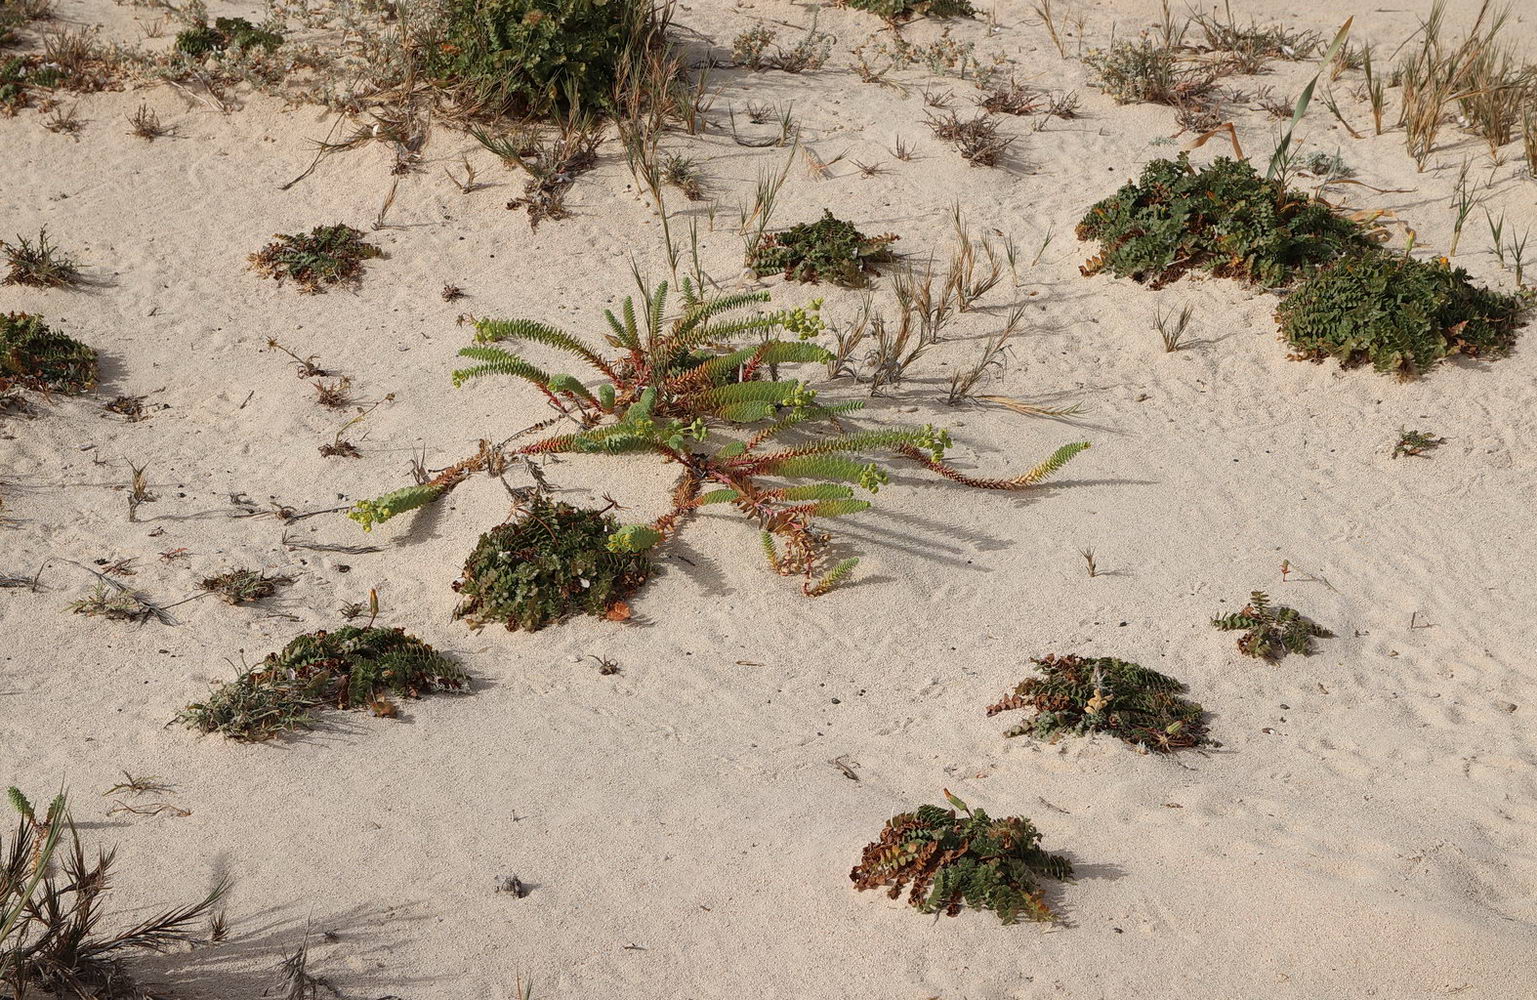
{"left": 129, "top": 901, "right": 433, "bottom": 1000}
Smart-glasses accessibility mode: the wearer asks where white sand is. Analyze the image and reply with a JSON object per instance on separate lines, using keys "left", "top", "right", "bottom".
{"left": 3, "top": 0, "right": 1536, "bottom": 996}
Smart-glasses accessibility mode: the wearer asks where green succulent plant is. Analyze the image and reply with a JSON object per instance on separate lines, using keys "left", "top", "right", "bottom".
{"left": 0, "top": 312, "right": 96, "bottom": 394}
{"left": 986, "top": 654, "right": 1208, "bottom": 752}
{"left": 428, "top": 0, "right": 663, "bottom": 116}
{"left": 175, "top": 16, "right": 283, "bottom": 57}
{"left": 749, "top": 211, "right": 900, "bottom": 286}
{"left": 1076, "top": 153, "right": 1374, "bottom": 288}
{"left": 1277, "top": 252, "right": 1525, "bottom": 378}
{"left": 178, "top": 626, "right": 465, "bottom": 740}
{"left": 841, "top": 0, "right": 976, "bottom": 21}
{"left": 850, "top": 790, "right": 1073, "bottom": 925}
{"left": 1212, "top": 591, "right": 1331, "bottom": 660}
{"left": 248, "top": 224, "right": 382, "bottom": 294}
{"left": 453, "top": 497, "right": 653, "bottom": 631}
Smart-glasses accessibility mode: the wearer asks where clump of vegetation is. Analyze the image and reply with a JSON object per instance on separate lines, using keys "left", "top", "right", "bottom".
{"left": 178, "top": 626, "right": 466, "bottom": 741}
{"left": 67, "top": 583, "right": 154, "bottom": 621}
{"left": 174, "top": 15, "right": 282, "bottom": 57}
{"left": 126, "top": 101, "right": 174, "bottom": 140}
{"left": 349, "top": 280, "right": 1087, "bottom": 600}
{"left": 1212, "top": 591, "right": 1331, "bottom": 660}
{"left": 986, "top": 654, "right": 1208, "bottom": 753}
{"left": 1189, "top": 8, "right": 1322, "bottom": 73}
{"left": 490, "top": 118, "right": 605, "bottom": 229}
{"left": 1085, "top": 37, "right": 1215, "bottom": 106}
{"left": 1393, "top": 427, "right": 1445, "bottom": 459}
{"left": 841, "top": 0, "right": 976, "bottom": 21}
{"left": 426, "top": 0, "right": 666, "bottom": 117}
{"left": 200, "top": 568, "right": 293, "bottom": 605}
{"left": 0, "top": 2, "right": 52, "bottom": 55}
{"left": 749, "top": 211, "right": 899, "bottom": 286}
{"left": 2, "top": 788, "right": 226, "bottom": 999}
{"left": 248, "top": 224, "right": 383, "bottom": 294}
{"left": 0, "top": 312, "right": 96, "bottom": 393}
{"left": 850, "top": 790, "right": 1073, "bottom": 925}
{"left": 925, "top": 110, "right": 1013, "bottom": 166}
{"left": 1077, "top": 154, "right": 1373, "bottom": 288}
{"left": 453, "top": 497, "right": 653, "bottom": 631}
{"left": 2, "top": 227, "right": 82, "bottom": 288}
{"left": 1277, "top": 253, "right": 1525, "bottom": 378}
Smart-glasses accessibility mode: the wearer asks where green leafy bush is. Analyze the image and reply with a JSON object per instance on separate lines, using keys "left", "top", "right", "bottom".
{"left": 841, "top": 0, "right": 976, "bottom": 21}
{"left": 175, "top": 16, "right": 282, "bottom": 57}
{"left": 178, "top": 626, "right": 465, "bottom": 740}
{"left": 749, "top": 211, "right": 899, "bottom": 286}
{"left": 1277, "top": 253, "right": 1525, "bottom": 378}
{"left": 1212, "top": 591, "right": 1330, "bottom": 660}
{"left": 0, "top": 312, "right": 96, "bottom": 393}
{"left": 1077, "top": 154, "right": 1373, "bottom": 287}
{"left": 1085, "top": 39, "right": 1216, "bottom": 106}
{"left": 349, "top": 280, "right": 1087, "bottom": 602}
{"left": 850, "top": 790, "right": 1073, "bottom": 925}
{"left": 427, "top": 0, "right": 662, "bottom": 116}
{"left": 453, "top": 497, "right": 653, "bottom": 631}
{"left": 986, "top": 654, "right": 1208, "bottom": 752}
{"left": 248, "top": 224, "right": 383, "bottom": 294}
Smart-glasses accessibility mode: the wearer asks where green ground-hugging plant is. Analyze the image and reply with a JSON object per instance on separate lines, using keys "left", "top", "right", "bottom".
{"left": 850, "top": 790, "right": 1073, "bottom": 925}
{"left": 454, "top": 497, "right": 653, "bottom": 631}
{"left": 248, "top": 224, "right": 383, "bottom": 294}
{"left": 986, "top": 653, "right": 1208, "bottom": 753}
{"left": 348, "top": 279, "right": 1087, "bottom": 604}
{"left": 1, "top": 312, "right": 96, "bottom": 394}
{"left": 1076, "top": 153, "right": 1375, "bottom": 288}
{"left": 1212, "top": 591, "right": 1330, "bottom": 660}
{"left": 840, "top": 0, "right": 976, "bottom": 21}
{"left": 175, "top": 16, "right": 283, "bottom": 57}
{"left": 178, "top": 626, "right": 466, "bottom": 740}
{"left": 1277, "top": 253, "right": 1526, "bottom": 378}
{"left": 749, "top": 211, "right": 900, "bottom": 286}
{"left": 428, "top": 0, "right": 665, "bottom": 117}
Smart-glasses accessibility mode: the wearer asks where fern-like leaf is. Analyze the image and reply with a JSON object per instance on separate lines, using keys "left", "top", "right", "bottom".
{"left": 1017, "top": 441, "right": 1091, "bottom": 486}
{"left": 806, "top": 557, "right": 858, "bottom": 596}
{"left": 472, "top": 318, "right": 616, "bottom": 377}
{"left": 451, "top": 346, "right": 553, "bottom": 389}
{"left": 777, "top": 484, "right": 855, "bottom": 501}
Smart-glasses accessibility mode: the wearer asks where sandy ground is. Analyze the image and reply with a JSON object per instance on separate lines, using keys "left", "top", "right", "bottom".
{"left": 4, "top": 0, "right": 1537, "bottom": 997}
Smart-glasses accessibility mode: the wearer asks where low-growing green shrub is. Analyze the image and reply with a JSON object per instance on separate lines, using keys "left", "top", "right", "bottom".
{"left": 248, "top": 224, "right": 382, "bottom": 294}
{"left": 1085, "top": 38, "right": 1216, "bottom": 106}
{"left": 850, "top": 790, "right": 1073, "bottom": 925}
{"left": 1077, "top": 154, "right": 1373, "bottom": 287}
{"left": 0, "top": 311, "right": 96, "bottom": 393}
{"left": 749, "top": 211, "right": 899, "bottom": 286}
{"left": 986, "top": 653, "right": 1208, "bottom": 752}
{"left": 427, "top": 0, "right": 664, "bottom": 117}
{"left": 453, "top": 497, "right": 653, "bottom": 631}
{"left": 841, "top": 0, "right": 976, "bottom": 21}
{"left": 178, "top": 626, "right": 465, "bottom": 740}
{"left": 3, "top": 788, "right": 227, "bottom": 998}
{"left": 174, "top": 16, "right": 282, "bottom": 57}
{"left": 1212, "top": 591, "right": 1330, "bottom": 660}
{"left": 1277, "top": 253, "right": 1525, "bottom": 378}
